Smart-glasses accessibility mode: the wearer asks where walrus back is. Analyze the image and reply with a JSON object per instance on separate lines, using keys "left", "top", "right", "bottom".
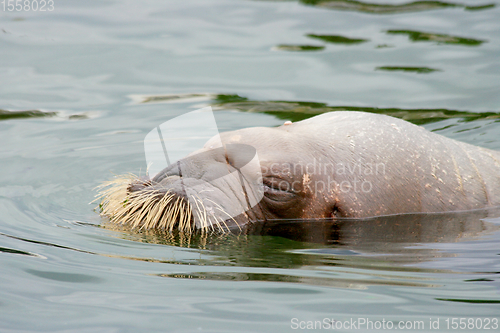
{"left": 299, "top": 112, "right": 500, "bottom": 216}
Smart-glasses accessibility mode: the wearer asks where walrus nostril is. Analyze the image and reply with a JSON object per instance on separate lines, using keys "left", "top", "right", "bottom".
{"left": 331, "top": 206, "right": 340, "bottom": 218}
{"left": 127, "top": 177, "right": 152, "bottom": 193}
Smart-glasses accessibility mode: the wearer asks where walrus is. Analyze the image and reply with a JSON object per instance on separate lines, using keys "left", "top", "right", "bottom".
{"left": 96, "top": 111, "right": 500, "bottom": 233}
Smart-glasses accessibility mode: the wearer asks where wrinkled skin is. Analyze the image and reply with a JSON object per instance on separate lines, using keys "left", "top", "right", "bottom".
{"left": 135, "top": 111, "right": 500, "bottom": 230}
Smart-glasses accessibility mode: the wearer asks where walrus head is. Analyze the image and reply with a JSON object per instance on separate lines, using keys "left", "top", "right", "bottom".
{"left": 96, "top": 122, "right": 341, "bottom": 233}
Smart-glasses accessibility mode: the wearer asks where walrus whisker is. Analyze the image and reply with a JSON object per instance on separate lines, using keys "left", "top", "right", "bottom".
{"left": 131, "top": 194, "right": 158, "bottom": 220}
{"left": 167, "top": 198, "right": 182, "bottom": 232}
{"left": 124, "top": 192, "right": 159, "bottom": 228}
{"left": 148, "top": 192, "right": 172, "bottom": 229}
{"left": 165, "top": 197, "right": 181, "bottom": 232}
{"left": 174, "top": 198, "right": 184, "bottom": 231}
{"left": 217, "top": 210, "right": 237, "bottom": 232}
{"left": 143, "top": 200, "right": 161, "bottom": 229}
{"left": 167, "top": 198, "right": 179, "bottom": 232}
{"left": 93, "top": 174, "right": 134, "bottom": 191}
{"left": 197, "top": 195, "right": 209, "bottom": 231}
{"left": 152, "top": 194, "right": 175, "bottom": 229}
{"left": 190, "top": 197, "right": 204, "bottom": 229}
{"left": 217, "top": 217, "right": 229, "bottom": 233}
{"left": 211, "top": 215, "right": 223, "bottom": 233}
{"left": 95, "top": 173, "right": 198, "bottom": 233}
{"left": 156, "top": 194, "right": 174, "bottom": 230}
{"left": 144, "top": 192, "right": 172, "bottom": 229}
{"left": 184, "top": 201, "right": 193, "bottom": 233}
{"left": 190, "top": 194, "right": 209, "bottom": 232}
{"left": 152, "top": 194, "right": 175, "bottom": 231}
{"left": 178, "top": 201, "right": 186, "bottom": 232}
{"left": 205, "top": 198, "right": 239, "bottom": 232}
{"left": 94, "top": 174, "right": 137, "bottom": 218}
{"left": 178, "top": 200, "right": 193, "bottom": 233}
{"left": 137, "top": 195, "right": 161, "bottom": 230}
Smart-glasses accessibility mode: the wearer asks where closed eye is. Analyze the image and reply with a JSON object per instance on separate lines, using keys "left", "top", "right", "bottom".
{"left": 262, "top": 179, "right": 297, "bottom": 202}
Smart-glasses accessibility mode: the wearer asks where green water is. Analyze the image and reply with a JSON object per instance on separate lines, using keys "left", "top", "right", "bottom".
{"left": 1, "top": 0, "right": 500, "bottom": 332}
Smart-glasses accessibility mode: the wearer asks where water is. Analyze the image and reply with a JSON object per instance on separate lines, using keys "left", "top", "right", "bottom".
{"left": 1, "top": 0, "right": 500, "bottom": 331}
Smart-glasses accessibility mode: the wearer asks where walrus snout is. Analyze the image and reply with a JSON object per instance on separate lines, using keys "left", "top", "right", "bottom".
{"left": 96, "top": 173, "right": 195, "bottom": 232}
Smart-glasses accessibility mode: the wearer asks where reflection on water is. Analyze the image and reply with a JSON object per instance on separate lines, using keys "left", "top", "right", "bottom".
{"left": 0, "top": 246, "right": 41, "bottom": 257}
{"left": 132, "top": 93, "right": 500, "bottom": 125}
{"left": 436, "top": 298, "right": 500, "bottom": 304}
{"left": 306, "top": 34, "right": 368, "bottom": 44}
{"left": 0, "top": 109, "right": 100, "bottom": 121}
{"left": 26, "top": 269, "right": 103, "bottom": 283}
{"left": 158, "top": 271, "right": 436, "bottom": 289}
{"left": 299, "top": 0, "right": 495, "bottom": 13}
{"left": 129, "top": 93, "right": 213, "bottom": 105}
{"left": 277, "top": 28, "right": 485, "bottom": 52}
{"left": 2, "top": 0, "right": 500, "bottom": 330}
{"left": 386, "top": 30, "right": 486, "bottom": 46}
{"left": 103, "top": 208, "right": 500, "bottom": 290}
{"left": 107, "top": 209, "right": 500, "bottom": 265}
{"left": 0, "top": 109, "right": 57, "bottom": 121}
{"left": 272, "top": 44, "right": 325, "bottom": 51}
{"left": 375, "top": 66, "right": 441, "bottom": 74}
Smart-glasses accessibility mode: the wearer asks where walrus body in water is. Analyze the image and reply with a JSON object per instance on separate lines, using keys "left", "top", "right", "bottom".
{"left": 97, "top": 111, "right": 500, "bottom": 232}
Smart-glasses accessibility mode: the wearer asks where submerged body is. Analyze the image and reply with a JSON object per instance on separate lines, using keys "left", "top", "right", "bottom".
{"left": 97, "top": 111, "right": 500, "bottom": 232}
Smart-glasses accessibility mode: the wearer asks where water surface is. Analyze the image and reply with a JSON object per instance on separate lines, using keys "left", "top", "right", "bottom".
{"left": 1, "top": 0, "right": 500, "bottom": 332}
